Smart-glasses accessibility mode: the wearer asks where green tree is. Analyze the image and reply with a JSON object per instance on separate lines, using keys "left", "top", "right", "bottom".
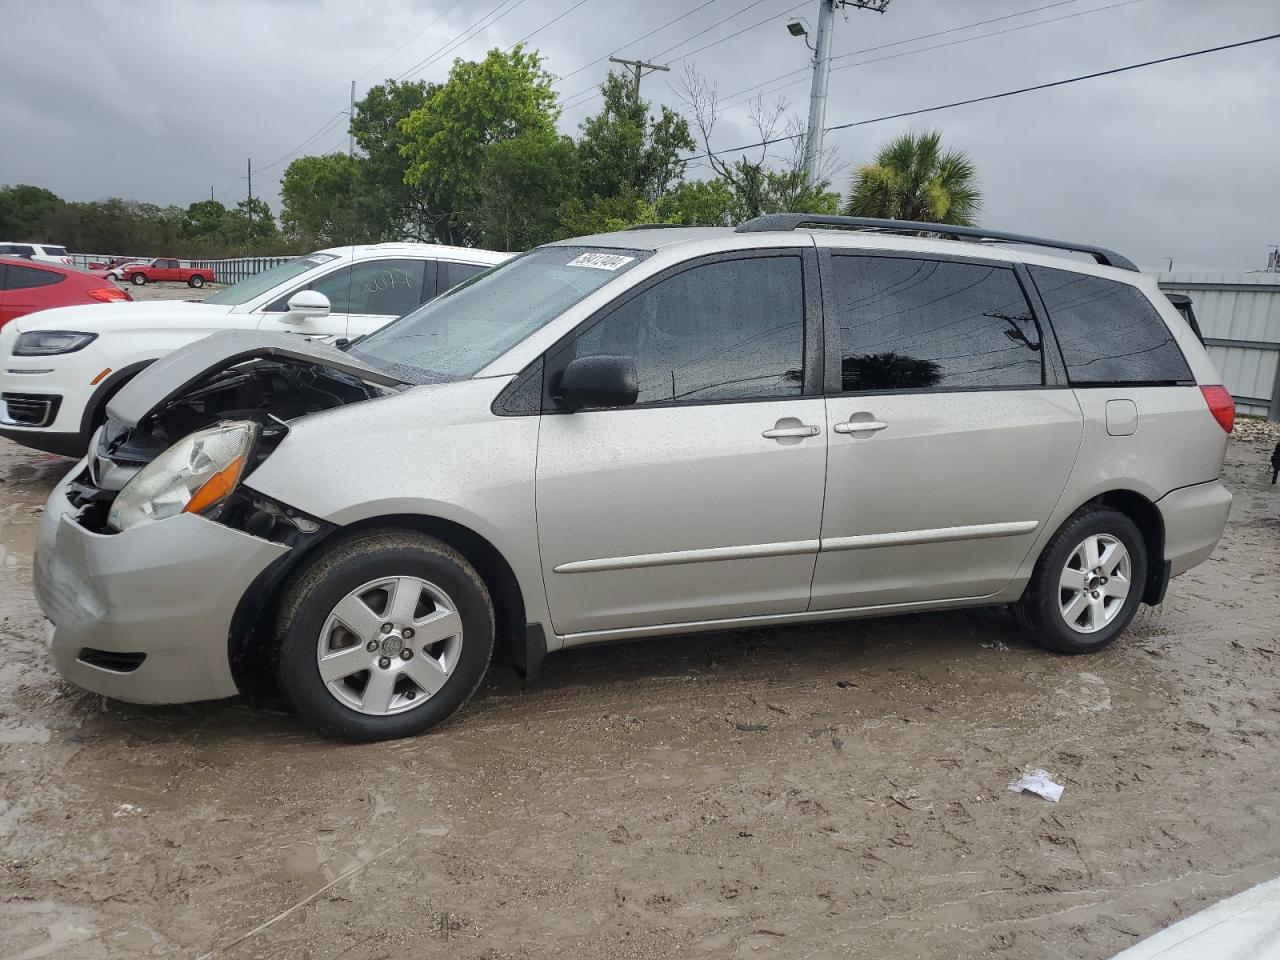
{"left": 351, "top": 79, "right": 435, "bottom": 240}
{"left": 844, "top": 130, "right": 981, "bottom": 225}
{"left": 183, "top": 200, "right": 229, "bottom": 240}
{"left": 575, "top": 71, "right": 694, "bottom": 203}
{"left": 400, "top": 46, "right": 559, "bottom": 244}
{"left": 280, "top": 153, "right": 372, "bottom": 246}
{"left": 476, "top": 129, "right": 578, "bottom": 251}
{"left": 221, "top": 198, "right": 278, "bottom": 248}
{"left": 0, "top": 184, "right": 66, "bottom": 239}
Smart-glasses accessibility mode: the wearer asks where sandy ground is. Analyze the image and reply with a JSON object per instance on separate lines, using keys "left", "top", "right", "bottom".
{"left": 117, "top": 281, "right": 222, "bottom": 303}
{"left": 0, "top": 428, "right": 1277, "bottom": 960}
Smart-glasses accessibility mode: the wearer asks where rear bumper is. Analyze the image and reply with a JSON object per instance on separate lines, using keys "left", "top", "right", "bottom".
{"left": 34, "top": 467, "right": 289, "bottom": 703}
{"left": 1158, "top": 479, "right": 1232, "bottom": 578}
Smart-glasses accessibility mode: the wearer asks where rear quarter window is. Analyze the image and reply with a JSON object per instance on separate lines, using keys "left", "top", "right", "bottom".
{"left": 3, "top": 263, "right": 65, "bottom": 290}
{"left": 1029, "top": 266, "right": 1192, "bottom": 384}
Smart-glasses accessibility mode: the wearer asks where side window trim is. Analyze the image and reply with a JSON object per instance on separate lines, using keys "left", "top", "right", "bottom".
{"left": 817, "top": 248, "right": 1054, "bottom": 396}
{"left": 536, "top": 248, "right": 821, "bottom": 414}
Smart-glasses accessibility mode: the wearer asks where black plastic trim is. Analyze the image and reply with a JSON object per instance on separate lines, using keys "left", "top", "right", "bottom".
{"left": 735, "top": 214, "right": 1140, "bottom": 272}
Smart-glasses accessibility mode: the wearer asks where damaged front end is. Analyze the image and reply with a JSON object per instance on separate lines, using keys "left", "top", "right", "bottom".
{"left": 63, "top": 330, "right": 405, "bottom": 541}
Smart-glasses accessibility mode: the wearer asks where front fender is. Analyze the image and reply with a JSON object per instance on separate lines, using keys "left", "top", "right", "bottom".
{"left": 242, "top": 377, "right": 549, "bottom": 630}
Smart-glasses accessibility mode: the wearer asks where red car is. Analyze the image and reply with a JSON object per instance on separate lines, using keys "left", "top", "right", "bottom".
{"left": 0, "top": 256, "right": 131, "bottom": 328}
{"left": 122, "top": 258, "right": 216, "bottom": 288}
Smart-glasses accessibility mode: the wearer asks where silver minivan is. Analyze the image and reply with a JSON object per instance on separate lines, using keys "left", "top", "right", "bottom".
{"left": 33, "top": 216, "right": 1234, "bottom": 741}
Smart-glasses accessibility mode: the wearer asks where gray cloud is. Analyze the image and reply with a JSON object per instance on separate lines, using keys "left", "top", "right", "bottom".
{"left": 2, "top": 0, "right": 1277, "bottom": 270}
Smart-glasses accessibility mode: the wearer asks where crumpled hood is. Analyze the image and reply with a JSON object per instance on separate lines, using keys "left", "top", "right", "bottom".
{"left": 105, "top": 329, "right": 407, "bottom": 427}
{"left": 11, "top": 298, "right": 235, "bottom": 333}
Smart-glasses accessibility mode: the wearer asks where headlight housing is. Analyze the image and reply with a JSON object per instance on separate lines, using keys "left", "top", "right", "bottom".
{"left": 108, "top": 421, "right": 258, "bottom": 532}
{"left": 13, "top": 331, "right": 98, "bottom": 356}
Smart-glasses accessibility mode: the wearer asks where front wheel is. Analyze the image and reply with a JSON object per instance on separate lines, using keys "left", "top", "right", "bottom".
{"left": 130, "top": 273, "right": 146, "bottom": 286}
{"left": 188, "top": 275, "right": 204, "bottom": 288}
{"left": 273, "top": 530, "right": 495, "bottom": 741}
{"left": 1015, "top": 506, "right": 1147, "bottom": 655}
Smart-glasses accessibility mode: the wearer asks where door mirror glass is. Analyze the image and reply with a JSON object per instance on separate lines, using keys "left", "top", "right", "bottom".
{"left": 283, "top": 289, "right": 331, "bottom": 324}
{"left": 556, "top": 355, "right": 638, "bottom": 410}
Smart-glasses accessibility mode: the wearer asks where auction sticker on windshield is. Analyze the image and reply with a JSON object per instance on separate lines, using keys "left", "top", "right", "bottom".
{"left": 566, "top": 252, "right": 635, "bottom": 271}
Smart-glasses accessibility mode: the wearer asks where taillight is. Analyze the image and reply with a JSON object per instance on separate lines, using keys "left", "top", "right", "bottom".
{"left": 1200, "top": 385, "right": 1234, "bottom": 433}
{"left": 86, "top": 287, "right": 130, "bottom": 303}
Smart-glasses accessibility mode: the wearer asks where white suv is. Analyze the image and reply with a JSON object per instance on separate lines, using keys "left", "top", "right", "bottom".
{"left": 0, "top": 242, "right": 73, "bottom": 265}
{"left": 34, "top": 216, "right": 1234, "bottom": 742}
{"left": 0, "top": 242, "right": 509, "bottom": 456}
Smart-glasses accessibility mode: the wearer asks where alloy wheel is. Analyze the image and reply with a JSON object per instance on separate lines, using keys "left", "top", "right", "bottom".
{"left": 316, "top": 575, "right": 463, "bottom": 715}
{"left": 1058, "top": 533, "right": 1131, "bottom": 634}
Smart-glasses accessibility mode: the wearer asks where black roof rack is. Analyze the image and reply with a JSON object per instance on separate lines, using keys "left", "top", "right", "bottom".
{"left": 621, "top": 223, "right": 688, "bottom": 230}
{"left": 734, "top": 214, "right": 1139, "bottom": 272}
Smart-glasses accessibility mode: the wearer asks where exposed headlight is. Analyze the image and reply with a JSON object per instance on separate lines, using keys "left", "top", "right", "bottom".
{"left": 13, "top": 331, "right": 98, "bottom": 356}
{"left": 108, "top": 421, "right": 257, "bottom": 531}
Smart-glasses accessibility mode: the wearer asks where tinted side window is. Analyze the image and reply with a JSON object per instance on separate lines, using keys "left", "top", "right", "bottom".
{"left": 832, "top": 256, "right": 1042, "bottom": 392}
{"left": 565, "top": 255, "right": 805, "bottom": 405}
{"left": 5, "top": 264, "right": 65, "bottom": 290}
{"left": 344, "top": 259, "right": 427, "bottom": 315}
{"left": 1029, "top": 267, "right": 1192, "bottom": 384}
{"left": 441, "top": 260, "right": 486, "bottom": 292}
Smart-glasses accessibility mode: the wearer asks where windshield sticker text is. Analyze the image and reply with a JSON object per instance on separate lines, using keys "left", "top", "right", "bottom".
{"left": 566, "top": 253, "right": 635, "bottom": 271}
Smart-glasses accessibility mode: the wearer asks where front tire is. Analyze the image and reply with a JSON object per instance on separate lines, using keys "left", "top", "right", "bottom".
{"left": 1015, "top": 506, "right": 1147, "bottom": 655}
{"left": 273, "top": 530, "right": 494, "bottom": 741}
{"left": 188, "top": 275, "right": 204, "bottom": 288}
{"left": 131, "top": 273, "right": 147, "bottom": 286}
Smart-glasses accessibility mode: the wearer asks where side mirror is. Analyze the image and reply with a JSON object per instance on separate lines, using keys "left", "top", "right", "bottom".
{"left": 556, "top": 355, "right": 639, "bottom": 410}
{"left": 283, "top": 290, "right": 331, "bottom": 325}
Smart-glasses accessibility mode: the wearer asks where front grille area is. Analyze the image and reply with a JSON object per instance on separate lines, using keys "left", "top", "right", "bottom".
{"left": 77, "top": 648, "right": 147, "bottom": 673}
{"left": 1, "top": 392, "right": 62, "bottom": 427}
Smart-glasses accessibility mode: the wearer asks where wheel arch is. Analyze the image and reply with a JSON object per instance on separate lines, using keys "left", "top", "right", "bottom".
{"left": 227, "top": 512, "right": 531, "bottom": 694}
{"left": 1081, "top": 489, "right": 1167, "bottom": 605}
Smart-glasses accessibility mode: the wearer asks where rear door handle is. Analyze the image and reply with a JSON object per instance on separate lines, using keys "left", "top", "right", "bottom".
{"left": 833, "top": 419, "right": 889, "bottom": 434}
{"left": 762, "top": 424, "right": 820, "bottom": 439}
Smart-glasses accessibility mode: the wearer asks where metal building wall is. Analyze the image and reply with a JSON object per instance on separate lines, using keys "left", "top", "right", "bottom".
{"left": 1157, "top": 272, "right": 1280, "bottom": 420}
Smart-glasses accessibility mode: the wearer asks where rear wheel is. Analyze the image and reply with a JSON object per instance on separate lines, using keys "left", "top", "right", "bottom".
{"left": 1016, "top": 506, "right": 1147, "bottom": 654}
{"left": 188, "top": 275, "right": 204, "bottom": 288}
{"left": 273, "top": 530, "right": 494, "bottom": 741}
{"left": 130, "top": 273, "right": 146, "bottom": 286}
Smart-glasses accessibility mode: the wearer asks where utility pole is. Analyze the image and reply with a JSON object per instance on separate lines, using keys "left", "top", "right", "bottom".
{"left": 608, "top": 56, "right": 669, "bottom": 98}
{"left": 801, "top": 0, "right": 890, "bottom": 185}
{"left": 349, "top": 80, "right": 356, "bottom": 158}
{"left": 247, "top": 158, "right": 253, "bottom": 204}
{"left": 210, "top": 185, "right": 214, "bottom": 202}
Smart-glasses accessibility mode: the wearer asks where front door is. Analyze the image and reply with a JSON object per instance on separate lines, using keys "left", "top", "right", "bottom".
{"left": 536, "top": 250, "right": 827, "bottom": 637}
{"left": 257, "top": 257, "right": 432, "bottom": 338}
{"left": 811, "top": 252, "right": 1083, "bottom": 611}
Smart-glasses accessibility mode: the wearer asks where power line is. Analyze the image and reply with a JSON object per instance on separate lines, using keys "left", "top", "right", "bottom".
{"left": 508, "top": 0, "right": 596, "bottom": 49}
{"left": 256, "top": 111, "right": 349, "bottom": 174}
{"left": 356, "top": 0, "right": 470, "bottom": 83}
{"left": 552, "top": 0, "right": 720, "bottom": 87}
{"left": 560, "top": 0, "right": 808, "bottom": 110}
{"left": 684, "top": 31, "right": 1280, "bottom": 162}
{"left": 721, "top": 0, "right": 1146, "bottom": 110}
{"left": 397, "top": 0, "right": 529, "bottom": 81}
{"left": 650, "top": 0, "right": 777, "bottom": 61}
{"left": 719, "top": 0, "right": 1098, "bottom": 105}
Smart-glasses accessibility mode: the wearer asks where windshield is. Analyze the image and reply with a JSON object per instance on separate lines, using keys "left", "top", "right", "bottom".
{"left": 201, "top": 251, "right": 345, "bottom": 306}
{"left": 349, "top": 246, "right": 648, "bottom": 383}
{"left": 44, "top": 246, "right": 68, "bottom": 256}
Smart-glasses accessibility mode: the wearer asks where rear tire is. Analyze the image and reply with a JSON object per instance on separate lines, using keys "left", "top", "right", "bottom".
{"left": 273, "top": 530, "right": 495, "bottom": 742}
{"left": 188, "top": 275, "right": 204, "bottom": 288}
{"left": 1015, "top": 506, "right": 1147, "bottom": 655}
{"left": 130, "top": 273, "right": 146, "bottom": 286}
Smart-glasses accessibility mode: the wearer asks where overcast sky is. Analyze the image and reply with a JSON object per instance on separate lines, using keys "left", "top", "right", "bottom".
{"left": 3, "top": 0, "right": 1277, "bottom": 271}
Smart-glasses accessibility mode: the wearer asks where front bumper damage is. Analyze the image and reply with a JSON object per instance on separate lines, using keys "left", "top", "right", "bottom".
{"left": 35, "top": 465, "right": 289, "bottom": 703}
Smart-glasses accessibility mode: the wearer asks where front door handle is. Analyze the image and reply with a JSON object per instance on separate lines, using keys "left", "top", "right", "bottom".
{"left": 762, "top": 423, "right": 820, "bottom": 439}
{"left": 833, "top": 418, "right": 889, "bottom": 434}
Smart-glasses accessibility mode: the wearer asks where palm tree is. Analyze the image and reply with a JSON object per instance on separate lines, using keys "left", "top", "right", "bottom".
{"left": 844, "top": 130, "right": 981, "bottom": 226}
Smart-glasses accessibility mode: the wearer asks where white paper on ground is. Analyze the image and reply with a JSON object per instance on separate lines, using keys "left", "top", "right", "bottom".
{"left": 1008, "top": 769, "right": 1064, "bottom": 802}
